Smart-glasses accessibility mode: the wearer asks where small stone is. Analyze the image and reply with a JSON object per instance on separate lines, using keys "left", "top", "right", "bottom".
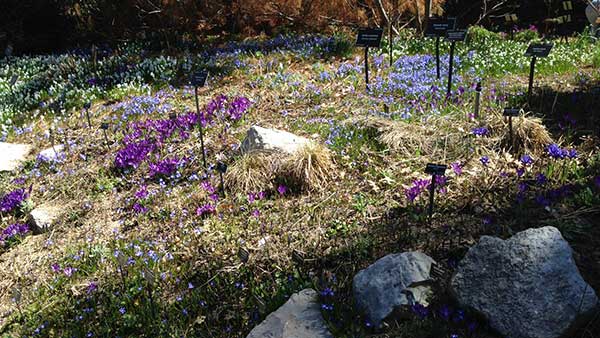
{"left": 246, "top": 289, "right": 333, "bottom": 338}
{"left": 353, "top": 252, "right": 435, "bottom": 326}
{"left": 240, "top": 126, "right": 312, "bottom": 155}
{"left": 38, "top": 144, "right": 65, "bottom": 162}
{"left": 28, "top": 204, "right": 62, "bottom": 234}
{"left": 0, "top": 142, "right": 32, "bottom": 172}
{"left": 451, "top": 226, "right": 598, "bottom": 338}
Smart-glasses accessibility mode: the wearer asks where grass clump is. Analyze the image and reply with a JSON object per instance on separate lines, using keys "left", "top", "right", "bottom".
{"left": 488, "top": 112, "right": 553, "bottom": 154}
{"left": 280, "top": 143, "right": 335, "bottom": 192}
{"left": 226, "top": 143, "right": 335, "bottom": 194}
{"left": 224, "top": 151, "right": 279, "bottom": 194}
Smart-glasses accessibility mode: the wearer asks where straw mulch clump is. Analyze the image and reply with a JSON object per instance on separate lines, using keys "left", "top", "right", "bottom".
{"left": 224, "top": 151, "right": 281, "bottom": 194}
{"left": 347, "top": 115, "right": 473, "bottom": 163}
{"left": 279, "top": 143, "right": 335, "bottom": 192}
{"left": 225, "top": 143, "right": 335, "bottom": 194}
{"left": 487, "top": 111, "right": 553, "bottom": 154}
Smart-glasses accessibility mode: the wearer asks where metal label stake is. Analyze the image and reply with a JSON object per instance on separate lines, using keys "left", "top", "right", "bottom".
{"left": 100, "top": 123, "right": 110, "bottom": 148}
{"left": 524, "top": 43, "right": 553, "bottom": 107}
{"left": 424, "top": 163, "right": 447, "bottom": 220}
{"left": 84, "top": 102, "right": 92, "bottom": 128}
{"left": 445, "top": 30, "right": 467, "bottom": 97}
{"left": 356, "top": 28, "right": 383, "bottom": 91}
{"left": 503, "top": 108, "right": 521, "bottom": 148}
{"left": 474, "top": 81, "right": 482, "bottom": 119}
{"left": 192, "top": 70, "right": 209, "bottom": 170}
{"left": 216, "top": 161, "right": 228, "bottom": 196}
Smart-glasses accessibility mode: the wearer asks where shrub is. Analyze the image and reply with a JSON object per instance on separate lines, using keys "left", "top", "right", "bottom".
{"left": 514, "top": 27, "right": 539, "bottom": 42}
{"left": 467, "top": 26, "right": 501, "bottom": 44}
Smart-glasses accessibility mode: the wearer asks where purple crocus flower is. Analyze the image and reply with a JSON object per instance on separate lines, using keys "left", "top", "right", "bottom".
{"left": 63, "top": 267, "right": 75, "bottom": 277}
{"left": 480, "top": 156, "right": 490, "bottom": 166}
{"left": 520, "top": 155, "right": 533, "bottom": 166}
{"left": 439, "top": 305, "right": 452, "bottom": 321}
{"left": 134, "top": 186, "right": 149, "bottom": 199}
{"left": 471, "top": 127, "right": 489, "bottom": 136}
{"left": 148, "top": 157, "right": 182, "bottom": 178}
{"left": 411, "top": 303, "right": 429, "bottom": 319}
{"left": 277, "top": 185, "right": 287, "bottom": 196}
{"left": 405, "top": 178, "right": 430, "bottom": 202}
{"left": 196, "top": 204, "right": 215, "bottom": 217}
{"left": 536, "top": 173, "right": 547, "bottom": 185}
{"left": 547, "top": 144, "right": 566, "bottom": 159}
{"left": 450, "top": 162, "right": 462, "bottom": 176}
{"left": 132, "top": 203, "right": 148, "bottom": 214}
{"left": 0, "top": 188, "right": 29, "bottom": 213}
{"left": 114, "top": 140, "right": 156, "bottom": 169}
{"left": 87, "top": 282, "right": 98, "bottom": 293}
{"left": 0, "top": 223, "right": 30, "bottom": 244}
{"left": 51, "top": 263, "right": 61, "bottom": 273}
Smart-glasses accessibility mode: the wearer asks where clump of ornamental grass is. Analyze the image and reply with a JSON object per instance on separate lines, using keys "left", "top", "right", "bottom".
{"left": 488, "top": 111, "right": 553, "bottom": 154}
{"left": 279, "top": 143, "right": 335, "bottom": 192}
{"left": 224, "top": 151, "right": 279, "bottom": 194}
{"left": 378, "top": 121, "right": 432, "bottom": 157}
{"left": 347, "top": 115, "right": 473, "bottom": 164}
{"left": 225, "top": 143, "right": 335, "bottom": 194}
{"left": 345, "top": 116, "right": 396, "bottom": 134}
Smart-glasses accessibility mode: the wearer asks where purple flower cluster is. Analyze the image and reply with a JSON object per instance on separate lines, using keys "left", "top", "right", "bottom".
{"left": 206, "top": 95, "right": 252, "bottom": 123}
{"left": 546, "top": 144, "right": 577, "bottom": 160}
{"left": 196, "top": 204, "right": 215, "bottom": 217}
{"left": 114, "top": 140, "right": 156, "bottom": 169}
{"left": 227, "top": 97, "right": 252, "bottom": 121}
{"left": 405, "top": 176, "right": 447, "bottom": 202}
{"left": 115, "top": 95, "right": 251, "bottom": 176}
{"left": 471, "top": 127, "right": 489, "bottom": 136}
{"left": 1, "top": 223, "right": 30, "bottom": 244}
{"left": 148, "top": 157, "right": 184, "bottom": 178}
{"left": 450, "top": 162, "right": 463, "bottom": 176}
{"left": 520, "top": 154, "right": 533, "bottom": 166}
{"left": 0, "top": 188, "right": 29, "bottom": 213}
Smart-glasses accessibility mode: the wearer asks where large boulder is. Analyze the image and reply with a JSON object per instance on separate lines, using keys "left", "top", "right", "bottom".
{"left": 246, "top": 288, "right": 332, "bottom": 338}
{"left": 240, "top": 126, "right": 312, "bottom": 155}
{"left": 0, "top": 142, "right": 32, "bottom": 172}
{"left": 28, "top": 204, "right": 62, "bottom": 234}
{"left": 451, "top": 226, "right": 598, "bottom": 338}
{"left": 353, "top": 252, "right": 435, "bottom": 326}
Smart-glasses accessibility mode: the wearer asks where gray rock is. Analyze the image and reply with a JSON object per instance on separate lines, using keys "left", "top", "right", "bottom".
{"left": 0, "top": 142, "right": 32, "bottom": 172}
{"left": 246, "top": 289, "right": 332, "bottom": 338}
{"left": 240, "top": 126, "right": 312, "bottom": 155}
{"left": 586, "top": 2, "right": 600, "bottom": 35}
{"left": 451, "top": 226, "right": 598, "bottom": 338}
{"left": 353, "top": 252, "right": 435, "bottom": 326}
{"left": 28, "top": 204, "right": 62, "bottom": 234}
{"left": 38, "top": 144, "right": 65, "bottom": 162}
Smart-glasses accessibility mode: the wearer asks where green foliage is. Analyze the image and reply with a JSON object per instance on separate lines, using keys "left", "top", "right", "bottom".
{"left": 593, "top": 46, "right": 600, "bottom": 68}
{"left": 467, "top": 26, "right": 502, "bottom": 44}
{"left": 514, "top": 28, "right": 539, "bottom": 42}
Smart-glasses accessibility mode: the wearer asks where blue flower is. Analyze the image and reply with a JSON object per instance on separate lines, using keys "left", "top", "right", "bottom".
{"left": 480, "top": 156, "right": 490, "bottom": 166}
{"left": 411, "top": 303, "right": 429, "bottom": 319}
{"left": 547, "top": 143, "right": 566, "bottom": 159}
{"left": 520, "top": 154, "right": 533, "bottom": 166}
{"left": 536, "top": 173, "right": 547, "bottom": 185}
{"left": 471, "top": 127, "right": 489, "bottom": 136}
